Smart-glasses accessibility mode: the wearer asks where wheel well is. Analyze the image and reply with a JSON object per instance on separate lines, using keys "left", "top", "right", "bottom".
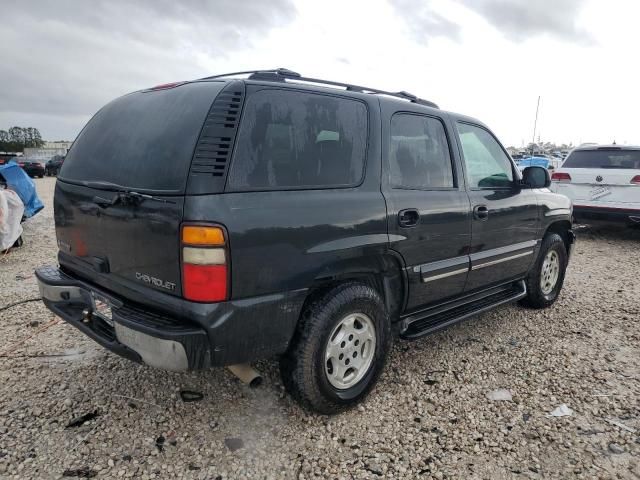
{"left": 545, "top": 220, "right": 573, "bottom": 253}
{"left": 302, "top": 255, "right": 406, "bottom": 322}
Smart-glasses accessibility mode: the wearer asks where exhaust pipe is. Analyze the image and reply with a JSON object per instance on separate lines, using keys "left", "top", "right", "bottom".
{"left": 227, "top": 364, "right": 262, "bottom": 388}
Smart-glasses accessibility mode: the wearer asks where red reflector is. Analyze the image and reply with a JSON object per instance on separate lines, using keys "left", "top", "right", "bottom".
{"left": 631, "top": 175, "right": 640, "bottom": 184}
{"left": 183, "top": 264, "right": 227, "bottom": 302}
{"left": 551, "top": 172, "right": 571, "bottom": 182}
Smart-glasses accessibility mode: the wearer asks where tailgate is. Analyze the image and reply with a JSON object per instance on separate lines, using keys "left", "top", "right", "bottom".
{"left": 55, "top": 181, "right": 185, "bottom": 296}
{"left": 554, "top": 167, "right": 640, "bottom": 204}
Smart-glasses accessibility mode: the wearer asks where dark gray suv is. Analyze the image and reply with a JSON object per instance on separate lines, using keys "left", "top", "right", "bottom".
{"left": 36, "top": 69, "right": 574, "bottom": 413}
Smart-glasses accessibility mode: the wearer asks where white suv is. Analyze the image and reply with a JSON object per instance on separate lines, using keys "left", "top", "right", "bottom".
{"left": 550, "top": 145, "right": 640, "bottom": 225}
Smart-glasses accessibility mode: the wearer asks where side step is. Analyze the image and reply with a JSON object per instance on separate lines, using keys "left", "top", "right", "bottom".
{"left": 400, "top": 280, "right": 527, "bottom": 340}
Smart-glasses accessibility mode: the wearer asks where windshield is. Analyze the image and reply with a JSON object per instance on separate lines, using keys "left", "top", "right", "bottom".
{"left": 563, "top": 149, "right": 640, "bottom": 169}
{"left": 60, "top": 81, "right": 224, "bottom": 193}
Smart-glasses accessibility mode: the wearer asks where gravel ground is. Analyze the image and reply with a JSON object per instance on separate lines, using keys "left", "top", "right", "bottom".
{"left": 1, "top": 177, "right": 639, "bottom": 480}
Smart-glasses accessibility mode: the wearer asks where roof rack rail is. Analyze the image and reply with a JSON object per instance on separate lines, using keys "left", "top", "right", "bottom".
{"left": 199, "top": 68, "right": 439, "bottom": 109}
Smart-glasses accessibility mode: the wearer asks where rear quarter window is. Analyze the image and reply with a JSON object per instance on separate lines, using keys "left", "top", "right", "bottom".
{"left": 226, "top": 89, "right": 368, "bottom": 191}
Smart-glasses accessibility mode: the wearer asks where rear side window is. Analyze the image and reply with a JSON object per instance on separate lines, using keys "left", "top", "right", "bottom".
{"left": 227, "top": 90, "right": 367, "bottom": 190}
{"left": 563, "top": 149, "right": 640, "bottom": 169}
{"left": 390, "top": 114, "right": 454, "bottom": 189}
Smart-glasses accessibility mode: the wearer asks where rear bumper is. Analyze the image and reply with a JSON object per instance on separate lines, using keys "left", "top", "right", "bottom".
{"left": 573, "top": 205, "right": 640, "bottom": 224}
{"left": 35, "top": 266, "right": 307, "bottom": 370}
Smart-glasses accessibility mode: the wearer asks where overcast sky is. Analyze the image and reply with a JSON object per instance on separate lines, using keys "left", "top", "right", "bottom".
{"left": 1, "top": 0, "right": 638, "bottom": 147}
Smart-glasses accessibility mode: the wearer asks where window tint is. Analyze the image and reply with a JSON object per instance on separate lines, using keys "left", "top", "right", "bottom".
{"left": 457, "top": 123, "right": 514, "bottom": 189}
{"left": 227, "top": 90, "right": 367, "bottom": 190}
{"left": 61, "top": 82, "right": 224, "bottom": 192}
{"left": 389, "top": 114, "right": 454, "bottom": 189}
{"left": 563, "top": 149, "right": 640, "bottom": 169}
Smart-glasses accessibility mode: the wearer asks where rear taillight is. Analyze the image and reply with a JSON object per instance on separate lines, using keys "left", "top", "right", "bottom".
{"left": 631, "top": 175, "right": 640, "bottom": 184}
{"left": 181, "top": 225, "right": 228, "bottom": 302}
{"left": 551, "top": 172, "right": 572, "bottom": 182}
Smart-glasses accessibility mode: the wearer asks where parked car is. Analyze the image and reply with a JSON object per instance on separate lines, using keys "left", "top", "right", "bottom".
{"left": 19, "top": 159, "right": 45, "bottom": 178}
{"left": 551, "top": 144, "right": 640, "bottom": 225}
{"left": 517, "top": 156, "right": 550, "bottom": 171}
{"left": 36, "top": 69, "right": 574, "bottom": 413}
{"left": 45, "top": 155, "right": 65, "bottom": 176}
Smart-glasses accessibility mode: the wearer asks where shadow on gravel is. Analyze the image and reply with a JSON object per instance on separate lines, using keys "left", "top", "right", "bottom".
{"left": 574, "top": 222, "right": 640, "bottom": 242}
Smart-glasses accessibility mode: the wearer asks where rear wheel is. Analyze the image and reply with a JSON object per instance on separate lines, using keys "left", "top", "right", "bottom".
{"left": 520, "top": 233, "right": 568, "bottom": 309}
{"left": 280, "top": 282, "right": 391, "bottom": 414}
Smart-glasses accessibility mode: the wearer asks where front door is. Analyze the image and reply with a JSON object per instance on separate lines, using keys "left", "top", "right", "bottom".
{"left": 383, "top": 111, "right": 471, "bottom": 311}
{"left": 454, "top": 121, "right": 539, "bottom": 292}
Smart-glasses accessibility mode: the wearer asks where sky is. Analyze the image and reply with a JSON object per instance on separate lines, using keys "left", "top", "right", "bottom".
{"left": 1, "top": 0, "right": 638, "bottom": 148}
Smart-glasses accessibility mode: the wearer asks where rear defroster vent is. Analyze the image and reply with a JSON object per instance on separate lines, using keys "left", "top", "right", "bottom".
{"left": 187, "top": 81, "right": 246, "bottom": 194}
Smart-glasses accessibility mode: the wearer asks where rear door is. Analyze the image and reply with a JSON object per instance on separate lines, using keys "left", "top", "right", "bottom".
{"left": 382, "top": 108, "right": 471, "bottom": 311}
{"left": 552, "top": 148, "right": 640, "bottom": 207}
{"left": 453, "top": 121, "right": 539, "bottom": 292}
{"left": 55, "top": 81, "right": 226, "bottom": 297}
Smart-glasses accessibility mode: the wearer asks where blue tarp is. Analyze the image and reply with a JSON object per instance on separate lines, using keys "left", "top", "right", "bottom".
{"left": 0, "top": 161, "right": 44, "bottom": 218}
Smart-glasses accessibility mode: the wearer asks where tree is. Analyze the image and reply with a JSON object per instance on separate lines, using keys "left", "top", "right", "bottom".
{"left": 0, "top": 126, "right": 44, "bottom": 151}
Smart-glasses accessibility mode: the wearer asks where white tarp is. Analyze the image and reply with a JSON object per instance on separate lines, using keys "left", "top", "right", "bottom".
{"left": 0, "top": 188, "right": 24, "bottom": 250}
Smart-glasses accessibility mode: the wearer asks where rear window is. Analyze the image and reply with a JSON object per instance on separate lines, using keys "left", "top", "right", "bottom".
{"left": 61, "top": 82, "right": 224, "bottom": 192}
{"left": 563, "top": 149, "right": 640, "bottom": 169}
{"left": 227, "top": 89, "right": 368, "bottom": 191}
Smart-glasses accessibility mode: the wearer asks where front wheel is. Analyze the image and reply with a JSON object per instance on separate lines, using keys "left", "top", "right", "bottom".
{"left": 520, "top": 233, "right": 568, "bottom": 309}
{"left": 280, "top": 282, "right": 391, "bottom": 414}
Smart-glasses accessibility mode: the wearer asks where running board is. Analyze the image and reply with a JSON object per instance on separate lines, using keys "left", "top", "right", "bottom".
{"left": 400, "top": 280, "right": 527, "bottom": 340}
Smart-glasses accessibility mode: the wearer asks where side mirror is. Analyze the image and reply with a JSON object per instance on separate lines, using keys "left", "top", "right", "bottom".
{"left": 521, "top": 166, "right": 551, "bottom": 189}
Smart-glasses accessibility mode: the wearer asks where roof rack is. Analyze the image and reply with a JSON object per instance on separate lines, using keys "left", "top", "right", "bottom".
{"left": 200, "top": 68, "right": 439, "bottom": 109}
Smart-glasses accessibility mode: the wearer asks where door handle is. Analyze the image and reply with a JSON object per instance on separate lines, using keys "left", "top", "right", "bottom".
{"left": 398, "top": 208, "right": 420, "bottom": 227}
{"left": 473, "top": 205, "right": 489, "bottom": 221}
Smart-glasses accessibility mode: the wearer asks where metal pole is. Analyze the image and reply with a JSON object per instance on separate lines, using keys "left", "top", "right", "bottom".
{"left": 531, "top": 96, "right": 540, "bottom": 156}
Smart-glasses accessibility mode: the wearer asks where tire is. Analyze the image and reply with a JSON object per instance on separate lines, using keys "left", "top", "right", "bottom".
{"left": 520, "top": 233, "right": 568, "bottom": 309}
{"left": 280, "top": 282, "right": 391, "bottom": 414}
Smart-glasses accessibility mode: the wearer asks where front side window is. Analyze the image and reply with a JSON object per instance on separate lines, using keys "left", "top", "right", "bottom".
{"left": 227, "top": 90, "right": 367, "bottom": 190}
{"left": 389, "top": 114, "right": 454, "bottom": 189}
{"left": 457, "top": 123, "right": 514, "bottom": 189}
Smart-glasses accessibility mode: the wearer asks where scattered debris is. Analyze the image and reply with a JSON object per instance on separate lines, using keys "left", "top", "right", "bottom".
{"left": 608, "top": 443, "right": 625, "bottom": 455}
{"left": 486, "top": 389, "right": 513, "bottom": 401}
{"left": 365, "top": 462, "right": 383, "bottom": 476}
{"left": 605, "top": 418, "right": 637, "bottom": 433}
{"left": 0, "top": 297, "right": 42, "bottom": 313}
{"left": 180, "top": 390, "right": 204, "bottom": 402}
{"left": 111, "top": 394, "right": 161, "bottom": 409}
{"left": 65, "top": 411, "right": 99, "bottom": 429}
{"left": 547, "top": 404, "right": 573, "bottom": 417}
{"left": 224, "top": 437, "right": 244, "bottom": 452}
{"left": 62, "top": 467, "right": 97, "bottom": 478}
{"left": 155, "top": 436, "right": 165, "bottom": 452}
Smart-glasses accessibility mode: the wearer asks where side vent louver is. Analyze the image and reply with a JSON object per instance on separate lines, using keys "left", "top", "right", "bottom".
{"left": 187, "top": 80, "right": 245, "bottom": 194}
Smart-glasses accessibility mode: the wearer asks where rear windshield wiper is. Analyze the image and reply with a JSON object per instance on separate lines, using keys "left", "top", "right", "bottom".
{"left": 77, "top": 180, "right": 176, "bottom": 207}
{"left": 93, "top": 191, "right": 176, "bottom": 208}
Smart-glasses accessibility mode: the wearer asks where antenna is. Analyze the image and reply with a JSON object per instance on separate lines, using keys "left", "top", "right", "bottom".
{"left": 531, "top": 96, "right": 540, "bottom": 156}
